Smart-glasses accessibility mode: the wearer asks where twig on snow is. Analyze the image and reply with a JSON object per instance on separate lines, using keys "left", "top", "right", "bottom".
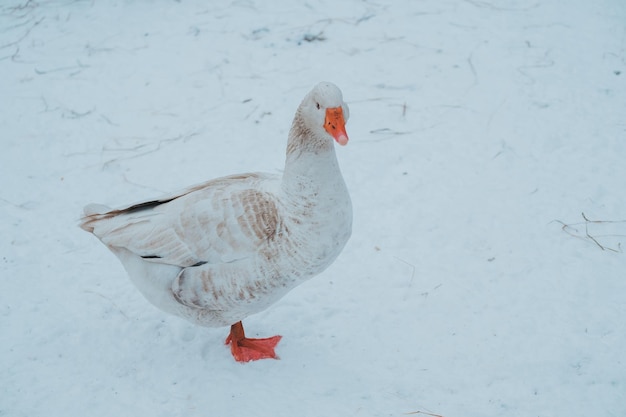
{"left": 34, "top": 59, "right": 89, "bottom": 76}
{"left": 462, "top": 0, "right": 539, "bottom": 11}
{"left": 0, "top": 16, "right": 44, "bottom": 50}
{"left": 101, "top": 132, "right": 200, "bottom": 169}
{"left": 84, "top": 290, "right": 130, "bottom": 320}
{"left": 300, "top": 31, "right": 326, "bottom": 43}
{"left": 3, "top": 0, "right": 38, "bottom": 16}
{"left": 370, "top": 128, "right": 411, "bottom": 136}
{"left": 556, "top": 212, "right": 625, "bottom": 253}
{"left": 394, "top": 256, "right": 416, "bottom": 300}
{"left": 404, "top": 410, "right": 444, "bottom": 417}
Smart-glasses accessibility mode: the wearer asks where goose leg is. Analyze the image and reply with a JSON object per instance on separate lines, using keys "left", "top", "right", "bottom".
{"left": 225, "top": 321, "right": 282, "bottom": 362}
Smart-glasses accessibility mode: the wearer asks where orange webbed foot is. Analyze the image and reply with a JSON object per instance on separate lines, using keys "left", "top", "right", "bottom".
{"left": 225, "top": 321, "right": 282, "bottom": 362}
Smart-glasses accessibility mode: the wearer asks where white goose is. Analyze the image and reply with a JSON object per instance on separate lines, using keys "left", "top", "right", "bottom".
{"left": 80, "top": 82, "right": 352, "bottom": 362}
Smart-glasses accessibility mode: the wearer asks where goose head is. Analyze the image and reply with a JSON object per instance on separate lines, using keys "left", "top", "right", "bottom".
{"left": 291, "top": 82, "right": 350, "bottom": 149}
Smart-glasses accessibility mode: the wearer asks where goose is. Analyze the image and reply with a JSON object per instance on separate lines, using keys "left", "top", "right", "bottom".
{"left": 80, "top": 82, "right": 352, "bottom": 362}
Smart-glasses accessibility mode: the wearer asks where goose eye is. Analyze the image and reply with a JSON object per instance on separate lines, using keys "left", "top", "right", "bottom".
{"left": 316, "top": 102, "right": 321, "bottom": 110}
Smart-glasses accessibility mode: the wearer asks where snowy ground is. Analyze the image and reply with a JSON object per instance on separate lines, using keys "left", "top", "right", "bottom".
{"left": 1, "top": 1, "right": 625, "bottom": 416}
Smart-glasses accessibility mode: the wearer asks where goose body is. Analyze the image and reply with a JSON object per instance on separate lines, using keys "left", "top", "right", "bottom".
{"left": 81, "top": 82, "right": 352, "bottom": 361}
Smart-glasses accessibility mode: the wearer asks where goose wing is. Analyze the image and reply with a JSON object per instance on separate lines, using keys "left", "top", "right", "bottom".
{"left": 80, "top": 173, "right": 281, "bottom": 268}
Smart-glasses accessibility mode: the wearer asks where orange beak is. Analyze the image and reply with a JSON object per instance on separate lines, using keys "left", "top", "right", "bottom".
{"left": 324, "top": 107, "right": 349, "bottom": 146}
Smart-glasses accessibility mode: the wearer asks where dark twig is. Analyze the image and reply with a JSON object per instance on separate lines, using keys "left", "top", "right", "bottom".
{"left": 404, "top": 411, "right": 444, "bottom": 417}
{"left": 556, "top": 212, "right": 625, "bottom": 253}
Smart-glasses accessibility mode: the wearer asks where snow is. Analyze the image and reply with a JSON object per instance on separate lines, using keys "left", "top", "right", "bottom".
{"left": 1, "top": 0, "right": 625, "bottom": 416}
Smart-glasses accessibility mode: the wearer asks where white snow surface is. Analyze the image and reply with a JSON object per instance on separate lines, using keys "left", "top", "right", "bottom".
{"left": 1, "top": 1, "right": 625, "bottom": 416}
